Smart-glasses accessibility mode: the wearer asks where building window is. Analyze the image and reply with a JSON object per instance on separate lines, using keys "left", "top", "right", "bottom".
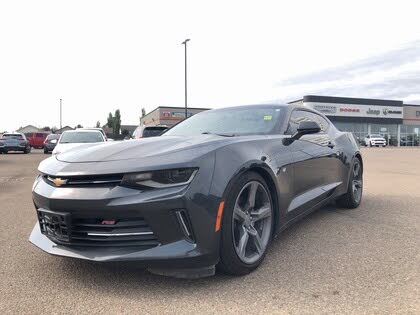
{"left": 400, "top": 125, "right": 420, "bottom": 146}
{"left": 332, "top": 121, "right": 368, "bottom": 144}
{"left": 370, "top": 124, "right": 398, "bottom": 146}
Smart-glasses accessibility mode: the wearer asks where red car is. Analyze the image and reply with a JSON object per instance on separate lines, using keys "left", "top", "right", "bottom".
{"left": 25, "top": 132, "right": 49, "bottom": 149}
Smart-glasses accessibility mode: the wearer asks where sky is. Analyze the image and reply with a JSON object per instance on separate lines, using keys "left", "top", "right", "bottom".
{"left": 1, "top": 0, "right": 420, "bottom": 131}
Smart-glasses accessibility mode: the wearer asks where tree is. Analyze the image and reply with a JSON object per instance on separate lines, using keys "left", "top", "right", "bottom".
{"left": 42, "top": 126, "right": 51, "bottom": 131}
{"left": 141, "top": 108, "right": 146, "bottom": 117}
{"left": 96, "top": 121, "right": 101, "bottom": 128}
{"left": 114, "top": 109, "right": 121, "bottom": 135}
{"left": 75, "top": 124, "right": 83, "bottom": 128}
{"left": 107, "top": 113, "right": 114, "bottom": 129}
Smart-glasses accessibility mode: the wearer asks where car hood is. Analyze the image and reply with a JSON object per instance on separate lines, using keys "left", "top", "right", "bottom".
{"left": 55, "top": 135, "right": 240, "bottom": 163}
{"left": 54, "top": 142, "right": 103, "bottom": 154}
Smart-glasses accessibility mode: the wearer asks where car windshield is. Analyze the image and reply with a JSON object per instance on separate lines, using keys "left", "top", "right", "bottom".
{"left": 164, "top": 107, "right": 285, "bottom": 136}
{"left": 60, "top": 132, "right": 104, "bottom": 143}
{"left": 143, "top": 127, "right": 167, "bottom": 137}
{"left": 2, "top": 134, "right": 24, "bottom": 140}
{"left": 47, "top": 134, "right": 60, "bottom": 140}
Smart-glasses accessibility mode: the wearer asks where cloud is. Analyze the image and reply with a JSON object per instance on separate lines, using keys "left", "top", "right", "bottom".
{"left": 273, "top": 40, "right": 420, "bottom": 104}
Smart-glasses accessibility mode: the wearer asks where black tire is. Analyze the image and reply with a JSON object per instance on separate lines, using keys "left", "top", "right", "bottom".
{"left": 218, "top": 171, "right": 274, "bottom": 276}
{"left": 44, "top": 148, "right": 49, "bottom": 154}
{"left": 337, "top": 157, "right": 363, "bottom": 209}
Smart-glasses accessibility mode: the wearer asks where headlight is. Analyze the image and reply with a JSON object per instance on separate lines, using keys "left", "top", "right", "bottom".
{"left": 32, "top": 174, "right": 42, "bottom": 191}
{"left": 121, "top": 168, "right": 198, "bottom": 189}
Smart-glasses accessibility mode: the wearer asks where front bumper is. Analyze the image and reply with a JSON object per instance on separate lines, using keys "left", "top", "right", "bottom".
{"left": 370, "top": 141, "right": 386, "bottom": 146}
{"left": 29, "top": 224, "right": 215, "bottom": 268}
{"left": 29, "top": 161, "right": 221, "bottom": 269}
{"left": 2, "top": 145, "right": 26, "bottom": 151}
{"left": 44, "top": 144, "right": 56, "bottom": 151}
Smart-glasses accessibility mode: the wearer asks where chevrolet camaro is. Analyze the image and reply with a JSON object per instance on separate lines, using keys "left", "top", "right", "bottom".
{"left": 29, "top": 104, "right": 363, "bottom": 278}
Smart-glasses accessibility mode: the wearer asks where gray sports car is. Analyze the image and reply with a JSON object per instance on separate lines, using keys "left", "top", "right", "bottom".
{"left": 29, "top": 104, "right": 363, "bottom": 278}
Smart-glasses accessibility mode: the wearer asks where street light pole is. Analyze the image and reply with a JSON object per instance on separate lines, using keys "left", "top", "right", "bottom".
{"left": 59, "top": 98, "right": 62, "bottom": 129}
{"left": 181, "top": 39, "right": 190, "bottom": 119}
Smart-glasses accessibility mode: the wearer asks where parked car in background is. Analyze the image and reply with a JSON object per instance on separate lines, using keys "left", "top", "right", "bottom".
{"left": 52, "top": 130, "right": 106, "bottom": 155}
{"left": 43, "top": 134, "right": 61, "bottom": 154}
{"left": 25, "top": 132, "right": 49, "bottom": 149}
{"left": 0, "top": 133, "right": 31, "bottom": 154}
{"left": 364, "top": 134, "right": 387, "bottom": 147}
{"left": 132, "top": 125, "right": 168, "bottom": 139}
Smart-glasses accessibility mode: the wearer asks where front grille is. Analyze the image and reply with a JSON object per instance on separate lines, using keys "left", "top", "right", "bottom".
{"left": 44, "top": 174, "right": 123, "bottom": 187}
{"left": 37, "top": 209, "right": 159, "bottom": 248}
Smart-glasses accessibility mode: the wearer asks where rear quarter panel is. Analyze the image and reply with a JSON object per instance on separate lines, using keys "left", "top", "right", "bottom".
{"left": 333, "top": 130, "right": 361, "bottom": 194}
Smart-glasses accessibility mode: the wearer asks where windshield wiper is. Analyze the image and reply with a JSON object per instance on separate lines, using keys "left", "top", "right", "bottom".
{"left": 201, "top": 132, "right": 237, "bottom": 137}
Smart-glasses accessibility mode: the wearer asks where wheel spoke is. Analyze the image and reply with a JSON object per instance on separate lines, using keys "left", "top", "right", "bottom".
{"left": 251, "top": 204, "right": 271, "bottom": 222}
{"left": 233, "top": 205, "right": 247, "bottom": 222}
{"left": 237, "top": 227, "right": 249, "bottom": 258}
{"left": 247, "top": 182, "right": 258, "bottom": 208}
{"left": 353, "top": 179, "right": 362, "bottom": 188}
{"left": 353, "top": 184, "right": 358, "bottom": 195}
{"left": 353, "top": 163, "right": 360, "bottom": 178}
{"left": 253, "top": 231, "right": 263, "bottom": 255}
{"left": 247, "top": 225, "right": 258, "bottom": 237}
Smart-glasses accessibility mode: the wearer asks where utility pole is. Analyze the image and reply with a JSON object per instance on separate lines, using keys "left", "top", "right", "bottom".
{"left": 181, "top": 39, "right": 190, "bottom": 119}
{"left": 60, "top": 98, "right": 62, "bottom": 129}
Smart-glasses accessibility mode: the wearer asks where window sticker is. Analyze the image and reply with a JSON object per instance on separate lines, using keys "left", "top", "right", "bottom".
{"left": 264, "top": 115, "right": 272, "bottom": 121}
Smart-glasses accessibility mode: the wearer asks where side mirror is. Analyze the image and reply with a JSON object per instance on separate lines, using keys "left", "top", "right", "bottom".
{"left": 292, "top": 121, "right": 321, "bottom": 140}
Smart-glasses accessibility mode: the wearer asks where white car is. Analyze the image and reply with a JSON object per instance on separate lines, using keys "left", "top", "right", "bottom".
{"left": 52, "top": 129, "right": 107, "bottom": 155}
{"left": 364, "top": 134, "right": 387, "bottom": 147}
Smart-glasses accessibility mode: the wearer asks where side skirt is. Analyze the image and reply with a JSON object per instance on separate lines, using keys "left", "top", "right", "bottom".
{"left": 275, "top": 191, "right": 340, "bottom": 236}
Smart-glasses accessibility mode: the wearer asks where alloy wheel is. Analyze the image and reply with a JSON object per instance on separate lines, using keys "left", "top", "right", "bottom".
{"left": 352, "top": 161, "right": 363, "bottom": 203}
{"left": 232, "top": 181, "right": 273, "bottom": 264}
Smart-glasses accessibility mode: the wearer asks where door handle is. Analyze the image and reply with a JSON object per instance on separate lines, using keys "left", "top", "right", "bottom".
{"left": 327, "top": 141, "right": 335, "bottom": 148}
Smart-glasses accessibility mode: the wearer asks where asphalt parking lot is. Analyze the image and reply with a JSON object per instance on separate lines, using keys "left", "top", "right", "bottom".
{"left": 0, "top": 149, "right": 419, "bottom": 314}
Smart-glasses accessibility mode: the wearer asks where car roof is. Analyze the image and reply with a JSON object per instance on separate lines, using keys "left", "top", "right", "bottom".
{"left": 62, "top": 129, "right": 103, "bottom": 134}
{"left": 76, "top": 128, "right": 104, "bottom": 131}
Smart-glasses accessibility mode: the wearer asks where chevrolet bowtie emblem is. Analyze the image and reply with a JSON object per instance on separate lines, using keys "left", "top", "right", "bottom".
{"left": 52, "top": 177, "right": 67, "bottom": 186}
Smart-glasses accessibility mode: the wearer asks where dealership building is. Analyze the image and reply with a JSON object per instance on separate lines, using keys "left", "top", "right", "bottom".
{"left": 140, "top": 106, "right": 210, "bottom": 127}
{"left": 289, "top": 95, "right": 420, "bottom": 146}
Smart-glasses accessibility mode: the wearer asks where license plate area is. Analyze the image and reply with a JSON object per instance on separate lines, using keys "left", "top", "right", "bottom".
{"left": 37, "top": 209, "right": 71, "bottom": 243}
